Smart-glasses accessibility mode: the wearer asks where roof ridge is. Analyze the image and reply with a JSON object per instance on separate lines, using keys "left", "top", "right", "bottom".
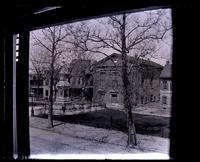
{"left": 95, "top": 53, "right": 163, "bottom": 68}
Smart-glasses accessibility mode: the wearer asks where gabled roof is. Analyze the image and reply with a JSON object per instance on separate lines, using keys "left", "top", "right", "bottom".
{"left": 94, "top": 53, "right": 163, "bottom": 69}
{"left": 70, "top": 59, "right": 91, "bottom": 76}
{"left": 160, "top": 63, "right": 172, "bottom": 79}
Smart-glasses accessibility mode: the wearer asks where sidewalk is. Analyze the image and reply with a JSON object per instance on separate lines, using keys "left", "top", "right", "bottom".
{"left": 29, "top": 116, "right": 170, "bottom": 157}
{"left": 106, "top": 102, "right": 171, "bottom": 118}
{"left": 30, "top": 100, "right": 171, "bottom": 118}
{"left": 133, "top": 102, "right": 171, "bottom": 118}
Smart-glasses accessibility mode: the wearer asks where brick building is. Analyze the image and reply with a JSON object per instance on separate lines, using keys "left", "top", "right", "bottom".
{"left": 92, "top": 53, "right": 163, "bottom": 107}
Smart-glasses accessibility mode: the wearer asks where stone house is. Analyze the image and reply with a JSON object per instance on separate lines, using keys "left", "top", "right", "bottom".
{"left": 92, "top": 53, "right": 163, "bottom": 107}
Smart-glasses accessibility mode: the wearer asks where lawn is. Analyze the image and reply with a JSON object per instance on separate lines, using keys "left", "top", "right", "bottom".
{"left": 36, "top": 108, "right": 170, "bottom": 138}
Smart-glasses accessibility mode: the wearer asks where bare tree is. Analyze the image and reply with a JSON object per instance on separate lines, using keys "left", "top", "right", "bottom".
{"left": 30, "top": 50, "right": 49, "bottom": 100}
{"left": 63, "top": 9, "right": 171, "bottom": 146}
{"left": 31, "top": 25, "right": 69, "bottom": 127}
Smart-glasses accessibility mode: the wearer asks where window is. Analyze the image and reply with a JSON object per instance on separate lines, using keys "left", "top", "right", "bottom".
{"left": 141, "top": 96, "right": 144, "bottom": 104}
{"left": 100, "top": 71, "right": 106, "bottom": 76}
{"left": 100, "top": 71, "right": 106, "bottom": 86}
{"left": 150, "top": 94, "right": 154, "bottom": 102}
{"left": 150, "top": 78, "right": 153, "bottom": 88}
{"left": 78, "top": 77, "right": 82, "bottom": 85}
{"left": 162, "top": 96, "right": 167, "bottom": 105}
{"left": 45, "top": 79, "right": 49, "bottom": 86}
{"left": 33, "top": 76, "right": 36, "bottom": 80}
{"left": 100, "top": 93, "right": 105, "bottom": 100}
{"left": 163, "top": 80, "right": 168, "bottom": 90}
{"left": 111, "top": 93, "right": 118, "bottom": 103}
{"left": 30, "top": 80, "right": 34, "bottom": 86}
{"left": 145, "top": 96, "right": 148, "bottom": 104}
{"left": 60, "top": 91, "right": 63, "bottom": 96}
{"left": 154, "top": 96, "right": 156, "bottom": 102}
{"left": 64, "top": 90, "right": 69, "bottom": 97}
{"left": 25, "top": 5, "right": 173, "bottom": 159}
{"left": 141, "top": 79, "right": 144, "bottom": 88}
{"left": 45, "top": 90, "right": 48, "bottom": 97}
{"left": 112, "top": 72, "right": 118, "bottom": 76}
{"left": 68, "top": 77, "right": 71, "bottom": 83}
{"left": 89, "top": 78, "right": 93, "bottom": 86}
{"left": 112, "top": 79, "right": 118, "bottom": 87}
{"left": 76, "top": 77, "right": 79, "bottom": 85}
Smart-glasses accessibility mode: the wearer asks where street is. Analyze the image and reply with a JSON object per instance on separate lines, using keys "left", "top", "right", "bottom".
{"left": 29, "top": 116, "right": 169, "bottom": 159}
{"left": 30, "top": 127, "right": 142, "bottom": 158}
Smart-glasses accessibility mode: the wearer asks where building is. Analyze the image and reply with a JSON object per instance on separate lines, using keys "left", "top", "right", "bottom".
{"left": 92, "top": 53, "right": 163, "bottom": 107}
{"left": 66, "top": 59, "right": 93, "bottom": 102}
{"left": 29, "top": 59, "right": 93, "bottom": 103}
{"left": 29, "top": 53, "right": 164, "bottom": 107}
{"left": 29, "top": 73, "right": 46, "bottom": 100}
{"left": 160, "top": 61, "right": 172, "bottom": 109}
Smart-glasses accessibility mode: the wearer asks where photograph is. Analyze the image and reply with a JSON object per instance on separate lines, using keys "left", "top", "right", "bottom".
{"left": 28, "top": 8, "right": 172, "bottom": 159}
{"left": 0, "top": 0, "right": 194, "bottom": 160}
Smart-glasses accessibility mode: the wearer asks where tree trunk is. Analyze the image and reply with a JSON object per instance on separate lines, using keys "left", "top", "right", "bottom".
{"left": 37, "top": 80, "right": 40, "bottom": 100}
{"left": 121, "top": 14, "right": 137, "bottom": 146}
{"left": 48, "top": 63, "right": 54, "bottom": 128}
{"left": 48, "top": 28, "right": 56, "bottom": 128}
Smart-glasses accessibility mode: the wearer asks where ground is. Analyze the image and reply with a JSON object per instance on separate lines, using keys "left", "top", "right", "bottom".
{"left": 31, "top": 103, "right": 170, "bottom": 138}
{"left": 29, "top": 102, "right": 171, "bottom": 159}
{"left": 29, "top": 117, "right": 170, "bottom": 159}
{"left": 134, "top": 102, "right": 171, "bottom": 117}
{"left": 31, "top": 101, "right": 171, "bottom": 117}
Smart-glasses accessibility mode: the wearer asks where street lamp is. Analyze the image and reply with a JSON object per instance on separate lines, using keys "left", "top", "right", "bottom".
{"left": 30, "top": 90, "right": 34, "bottom": 117}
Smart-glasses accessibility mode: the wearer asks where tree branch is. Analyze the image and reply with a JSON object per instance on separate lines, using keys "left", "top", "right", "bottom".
{"left": 32, "top": 32, "right": 52, "bottom": 53}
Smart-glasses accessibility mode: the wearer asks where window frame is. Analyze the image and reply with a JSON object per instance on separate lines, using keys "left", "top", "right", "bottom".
{"left": 1, "top": 1, "right": 191, "bottom": 159}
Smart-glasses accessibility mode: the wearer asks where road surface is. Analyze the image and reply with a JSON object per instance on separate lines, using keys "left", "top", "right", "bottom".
{"left": 30, "top": 127, "right": 140, "bottom": 157}
{"left": 29, "top": 117, "right": 170, "bottom": 159}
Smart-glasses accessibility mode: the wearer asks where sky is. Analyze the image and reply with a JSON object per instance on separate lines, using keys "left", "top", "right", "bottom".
{"left": 83, "top": 8, "right": 173, "bottom": 66}
{"left": 30, "top": 8, "right": 172, "bottom": 67}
